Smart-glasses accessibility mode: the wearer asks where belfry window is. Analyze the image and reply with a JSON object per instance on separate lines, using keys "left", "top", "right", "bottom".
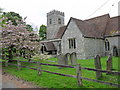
{"left": 68, "top": 38, "right": 76, "bottom": 49}
{"left": 58, "top": 18, "right": 61, "bottom": 24}
{"left": 49, "top": 19, "right": 52, "bottom": 24}
{"left": 105, "top": 39, "right": 110, "bottom": 51}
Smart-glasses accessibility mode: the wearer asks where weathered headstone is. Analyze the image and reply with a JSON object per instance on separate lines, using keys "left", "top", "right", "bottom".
{"left": 64, "top": 54, "right": 68, "bottom": 65}
{"left": 94, "top": 55, "right": 102, "bottom": 79}
{"left": 57, "top": 54, "right": 67, "bottom": 65}
{"left": 106, "top": 54, "right": 112, "bottom": 74}
{"left": 71, "top": 52, "right": 77, "bottom": 65}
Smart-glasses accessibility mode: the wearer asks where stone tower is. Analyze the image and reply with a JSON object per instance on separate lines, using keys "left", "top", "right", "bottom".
{"left": 47, "top": 10, "right": 64, "bottom": 39}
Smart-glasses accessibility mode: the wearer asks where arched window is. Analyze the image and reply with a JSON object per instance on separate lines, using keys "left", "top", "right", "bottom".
{"left": 49, "top": 19, "right": 52, "bottom": 24}
{"left": 113, "top": 46, "right": 118, "bottom": 56}
{"left": 105, "top": 39, "right": 110, "bottom": 51}
{"left": 58, "top": 18, "right": 61, "bottom": 24}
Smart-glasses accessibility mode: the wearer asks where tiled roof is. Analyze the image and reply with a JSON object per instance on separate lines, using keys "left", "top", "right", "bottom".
{"left": 105, "top": 16, "right": 120, "bottom": 36}
{"left": 85, "top": 14, "right": 110, "bottom": 38}
{"left": 43, "top": 42, "right": 57, "bottom": 51}
{"left": 55, "top": 14, "right": 119, "bottom": 39}
{"left": 72, "top": 17, "right": 99, "bottom": 38}
{"left": 55, "top": 26, "right": 66, "bottom": 39}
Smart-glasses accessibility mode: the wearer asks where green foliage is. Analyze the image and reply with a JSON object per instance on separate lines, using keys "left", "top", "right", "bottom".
{"left": 39, "top": 25, "right": 47, "bottom": 40}
{"left": 26, "top": 24, "right": 33, "bottom": 32}
{"left": 3, "top": 57, "right": 119, "bottom": 88}
{"left": 2, "top": 12, "right": 23, "bottom": 26}
{"left": 0, "top": 8, "right": 3, "bottom": 14}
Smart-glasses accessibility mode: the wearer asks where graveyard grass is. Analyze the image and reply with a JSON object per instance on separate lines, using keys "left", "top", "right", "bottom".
{"left": 2, "top": 56, "right": 119, "bottom": 88}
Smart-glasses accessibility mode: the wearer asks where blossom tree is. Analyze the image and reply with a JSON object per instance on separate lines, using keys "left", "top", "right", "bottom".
{"left": 1, "top": 17, "right": 41, "bottom": 61}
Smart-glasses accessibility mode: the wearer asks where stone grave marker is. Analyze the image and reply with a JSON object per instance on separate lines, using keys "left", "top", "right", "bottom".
{"left": 94, "top": 55, "right": 102, "bottom": 79}
{"left": 71, "top": 52, "right": 77, "bottom": 65}
{"left": 57, "top": 54, "right": 67, "bottom": 65}
{"left": 106, "top": 54, "right": 112, "bottom": 74}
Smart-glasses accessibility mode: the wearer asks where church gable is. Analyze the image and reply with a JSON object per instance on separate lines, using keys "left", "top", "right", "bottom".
{"left": 60, "top": 17, "right": 84, "bottom": 39}
{"left": 61, "top": 18, "right": 85, "bottom": 55}
{"left": 62, "top": 18, "right": 83, "bottom": 38}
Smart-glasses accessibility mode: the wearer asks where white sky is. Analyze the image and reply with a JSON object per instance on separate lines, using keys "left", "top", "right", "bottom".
{"left": 0, "top": 0, "right": 119, "bottom": 29}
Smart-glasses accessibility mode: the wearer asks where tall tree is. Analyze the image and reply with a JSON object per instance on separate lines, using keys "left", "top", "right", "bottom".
{"left": 39, "top": 25, "right": 47, "bottom": 40}
{"left": 2, "top": 12, "right": 23, "bottom": 26}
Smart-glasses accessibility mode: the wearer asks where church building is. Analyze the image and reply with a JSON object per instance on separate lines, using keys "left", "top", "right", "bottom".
{"left": 41, "top": 10, "right": 120, "bottom": 59}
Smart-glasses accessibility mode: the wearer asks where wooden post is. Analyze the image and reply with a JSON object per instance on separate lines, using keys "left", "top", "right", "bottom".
{"left": 94, "top": 55, "right": 102, "bottom": 79}
{"left": 5, "top": 60, "right": 8, "bottom": 67}
{"left": 106, "top": 54, "right": 112, "bottom": 74}
{"left": 37, "top": 60, "right": 42, "bottom": 75}
{"left": 17, "top": 59, "right": 21, "bottom": 70}
{"left": 76, "top": 64, "right": 82, "bottom": 86}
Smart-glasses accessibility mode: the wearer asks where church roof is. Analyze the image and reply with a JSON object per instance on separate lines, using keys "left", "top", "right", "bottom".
{"left": 42, "top": 42, "right": 57, "bottom": 51}
{"left": 85, "top": 14, "right": 110, "bottom": 38}
{"left": 55, "top": 14, "right": 119, "bottom": 39}
{"left": 72, "top": 17, "right": 101, "bottom": 38}
{"left": 105, "top": 16, "right": 120, "bottom": 37}
{"left": 55, "top": 26, "right": 66, "bottom": 38}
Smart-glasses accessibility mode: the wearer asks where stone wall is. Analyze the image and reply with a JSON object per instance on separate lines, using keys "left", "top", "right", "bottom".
{"left": 84, "top": 38, "right": 104, "bottom": 59}
{"left": 61, "top": 19, "right": 86, "bottom": 59}
{"left": 106, "top": 36, "right": 120, "bottom": 56}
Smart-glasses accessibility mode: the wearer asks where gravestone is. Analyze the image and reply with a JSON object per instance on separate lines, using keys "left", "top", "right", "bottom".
{"left": 57, "top": 54, "right": 67, "bottom": 65}
{"left": 64, "top": 54, "right": 69, "bottom": 65}
{"left": 94, "top": 55, "right": 102, "bottom": 79}
{"left": 71, "top": 52, "right": 77, "bottom": 65}
{"left": 66, "top": 53, "right": 71, "bottom": 65}
{"left": 106, "top": 54, "right": 112, "bottom": 74}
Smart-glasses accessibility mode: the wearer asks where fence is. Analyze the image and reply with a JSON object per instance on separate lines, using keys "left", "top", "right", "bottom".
{"left": 2, "top": 59, "right": 120, "bottom": 87}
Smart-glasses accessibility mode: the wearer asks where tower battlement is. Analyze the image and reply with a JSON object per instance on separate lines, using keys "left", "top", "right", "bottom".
{"left": 47, "top": 10, "right": 64, "bottom": 39}
{"left": 47, "top": 10, "right": 64, "bottom": 17}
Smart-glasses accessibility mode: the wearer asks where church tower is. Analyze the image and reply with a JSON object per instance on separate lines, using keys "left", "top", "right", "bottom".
{"left": 47, "top": 10, "right": 64, "bottom": 39}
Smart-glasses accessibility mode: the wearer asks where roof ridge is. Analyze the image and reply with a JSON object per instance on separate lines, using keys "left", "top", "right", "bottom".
{"left": 71, "top": 17, "right": 83, "bottom": 21}
{"left": 110, "top": 15, "right": 120, "bottom": 19}
{"left": 85, "top": 14, "right": 110, "bottom": 21}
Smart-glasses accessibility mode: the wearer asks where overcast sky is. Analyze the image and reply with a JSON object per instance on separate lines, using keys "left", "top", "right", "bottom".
{"left": 0, "top": 0, "right": 119, "bottom": 29}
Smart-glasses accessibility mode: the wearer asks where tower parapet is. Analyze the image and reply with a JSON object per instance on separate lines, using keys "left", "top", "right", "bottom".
{"left": 47, "top": 10, "right": 64, "bottom": 17}
{"left": 46, "top": 10, "right": 65, "bottom": 39}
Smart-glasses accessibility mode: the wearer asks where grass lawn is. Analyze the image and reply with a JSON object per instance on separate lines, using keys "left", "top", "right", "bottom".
{"left": 2, "top": 56, "right": 119, "bottom": 88}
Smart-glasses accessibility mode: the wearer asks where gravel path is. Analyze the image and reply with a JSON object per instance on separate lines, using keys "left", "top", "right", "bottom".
{"left": 1, "top": 69, "right": 39, "bottom": 89}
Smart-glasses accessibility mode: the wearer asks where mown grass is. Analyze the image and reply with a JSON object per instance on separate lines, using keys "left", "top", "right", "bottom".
{"left": 2, "top": 56, "right": 119, "bottom": 88}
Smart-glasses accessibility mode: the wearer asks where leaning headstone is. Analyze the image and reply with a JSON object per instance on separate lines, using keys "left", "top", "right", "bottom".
{"left": 71, "top": 53, "right": 77, "bottom": 65}
{"left": 106, "top": 54, "right": 112, "bottom": 74}
{"left": 94, "top": 55, "right": 102, "bottom": 79}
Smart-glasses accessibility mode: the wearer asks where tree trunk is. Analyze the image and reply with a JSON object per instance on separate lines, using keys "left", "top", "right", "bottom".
{"left": 8, "top": 49, "right": 13, "bottom": 62}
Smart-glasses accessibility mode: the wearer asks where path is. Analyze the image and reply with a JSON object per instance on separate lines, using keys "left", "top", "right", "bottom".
{"left": 0, "top": 69, "right": 39, "bottom": 89}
